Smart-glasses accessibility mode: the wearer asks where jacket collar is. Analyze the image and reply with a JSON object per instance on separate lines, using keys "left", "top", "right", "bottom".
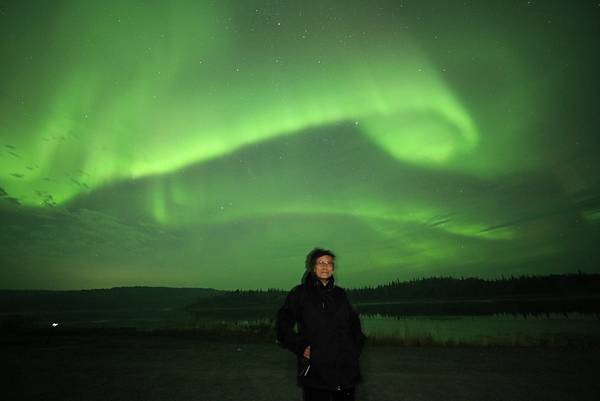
{"left": 304, "top": 271, "right": 335, "bottom": 289}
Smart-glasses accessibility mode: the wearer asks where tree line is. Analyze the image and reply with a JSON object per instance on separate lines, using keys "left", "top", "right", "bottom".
{"left": 348, "top": 272, "right": 600, "bottom": 302}
{"left": 186, "top": 272, "right": 600, "bottom": 316}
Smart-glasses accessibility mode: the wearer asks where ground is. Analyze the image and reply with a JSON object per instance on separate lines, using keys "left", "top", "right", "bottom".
{"left": 4, "top": 333, "right": 599, "bottom": 401}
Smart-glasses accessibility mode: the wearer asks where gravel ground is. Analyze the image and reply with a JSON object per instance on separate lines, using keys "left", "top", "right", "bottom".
{"left": 4, "top": 334, "right": 600, "bottom": 401}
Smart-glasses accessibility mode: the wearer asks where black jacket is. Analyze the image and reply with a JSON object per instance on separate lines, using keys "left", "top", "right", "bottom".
{"left": 276, "top": 272, "right": 366, "bottom": 390}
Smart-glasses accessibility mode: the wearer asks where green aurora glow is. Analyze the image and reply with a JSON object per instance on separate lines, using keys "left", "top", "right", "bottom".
{"left": 1, "top": 0, "right": 599, "bottom": 289}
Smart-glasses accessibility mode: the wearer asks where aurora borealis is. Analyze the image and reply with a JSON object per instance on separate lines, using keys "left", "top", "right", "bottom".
{"left": 1, "top": 0, "right": 599, "bottom": 290}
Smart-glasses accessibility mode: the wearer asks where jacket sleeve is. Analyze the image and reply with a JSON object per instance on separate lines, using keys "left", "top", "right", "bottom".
{"left": 349, "top": 302, "right": 366, "bottom": 354}
{"left": 275, "top": 287, "right": 308, "bottom": 356}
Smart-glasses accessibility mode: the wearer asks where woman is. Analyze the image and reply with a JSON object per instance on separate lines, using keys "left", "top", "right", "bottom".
{"left": 276, "top": 248, "right": 365, "bottom": 401}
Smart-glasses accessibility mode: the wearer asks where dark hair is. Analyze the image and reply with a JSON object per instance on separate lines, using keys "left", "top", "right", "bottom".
{"left": 304, "top": 247, "right": 336, "bottom": 271}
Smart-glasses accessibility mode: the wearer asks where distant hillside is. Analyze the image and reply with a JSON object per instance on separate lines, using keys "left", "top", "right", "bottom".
{"left": 0, "top": 287, "right": 219, "bottom": 312}
{"left": 2, "top": 273, "right": 599, "bottom": 318}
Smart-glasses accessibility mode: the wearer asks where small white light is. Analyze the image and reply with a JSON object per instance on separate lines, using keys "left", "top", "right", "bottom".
{"left": 52, "top": 322, "right": 59, "bottom": 327}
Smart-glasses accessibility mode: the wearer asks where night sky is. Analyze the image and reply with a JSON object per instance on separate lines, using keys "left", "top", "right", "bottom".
{"left": 1, "top": 0, "right": 599, "bottom": 290}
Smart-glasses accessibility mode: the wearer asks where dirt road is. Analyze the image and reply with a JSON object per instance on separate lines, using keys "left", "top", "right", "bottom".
{"left": 5, "top": 334, "right": 599, "bottom": 401}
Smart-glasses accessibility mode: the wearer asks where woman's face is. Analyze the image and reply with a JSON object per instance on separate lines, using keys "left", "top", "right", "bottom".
{"left": 313, "top": 255, "right": 335, "bottom": 281}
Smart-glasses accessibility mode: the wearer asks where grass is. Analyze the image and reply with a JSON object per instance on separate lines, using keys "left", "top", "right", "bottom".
{"left": 360, "top": 313, "right": 600, "bottom": 347}
{"left": 4, "top": 310, "right": 600, "bottom": 347}
{"left": 163, "top": 313, "right": 600, "bottom": 347}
